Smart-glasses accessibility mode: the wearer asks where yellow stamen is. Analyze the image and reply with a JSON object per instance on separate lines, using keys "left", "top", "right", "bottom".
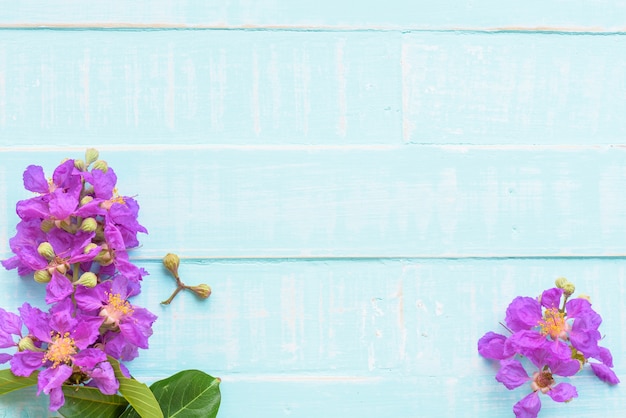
{"left": 42, "top": 332, "right": 77, "bottom": 368}
{"left": 538, "top": 308, "right": 567, "bottom": 340}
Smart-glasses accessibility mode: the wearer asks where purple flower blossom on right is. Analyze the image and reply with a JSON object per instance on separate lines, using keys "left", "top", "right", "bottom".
{"left": 478, "top": 277, "right": 619, "bottom": 418}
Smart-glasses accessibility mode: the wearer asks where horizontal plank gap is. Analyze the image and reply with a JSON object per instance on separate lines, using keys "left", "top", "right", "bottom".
{"left": 0, "top": 24, "right": 625, "bottom": 35}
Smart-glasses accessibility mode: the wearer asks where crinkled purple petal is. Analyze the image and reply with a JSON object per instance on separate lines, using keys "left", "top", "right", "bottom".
{"left": 540, "top": 288, "right": 563, "bottom": 309}
{"left": 49, "top": 298, "right": 77, "bottom": 335}
{"left": 590, "top": 362, "right": 620, "bottom": 385}
{"left": 513, "top": 391, "right": 541, "bottom": 418}
{"left": 15, "top": 246, "right": 48, "bottom": 271}
{"left": 72, "top": 316, "right": 105, "bottom": 350}
{"left": 0, "top": 332, "right": 15, "bottom": 348}
{"left": 91, "top": 167, "right": 117, "bottom": 199}
{"left": 0, "top": 353, "right": 12, "bottom": 364}
{"left": 19, "top": 303, "right": 51, "bottom": 342}
{"left": 104, "top": 223, "right": 126, "bottom": 251}
{"left": 569, "top": 316, "right": 601, "bottom": 358}
{"left": 565, "top": 298, "right": 594, "bottom": 320}
{"left": 51, "top": 159, "right": 77, "bottom": 189}
{"left": 88, "top": 361, "right": 119, "bottom": 395}
{"left": 1, "top": 255, "right": 20, "bottom": 271}
{"left": 496, "top": 359, "right": 529, "bottom": 390}
{"left": 23, "top": 165, "right": 49, "bottom": 193}
{"left": 75, "top": 199, "right": 107, "bottom": 218}
{"left": 48, "top": 386, "right": 66, "bottom": 412}
{"left": 48, "top": 189, "right": 78, "bottom": 220}
{"left": 45, "top": 271, "right": 74, "bottom": 305}
{"left": 75, "top": 283, "right": 108, "bottom": 312}
{"left": 38, "top": 364, "right": 73, "bottom": 395}
{"left": 114, "top": 250, "right": 144, "bottom": 283}
{"left": 504, "top": 330, "right": 545, "bottom": 359}
{"left": 478, "top": 332, "right": 508, "bottom": 360}
{"left": 505, "top": 296, "right": 542, "bottom": 332}
{"left": 16, "top": 196, "right": 50, "bottom": 220}
{"left": 549, "top": 357, "right": 581, "bottom": 377}
{"left": 73, "top": 348, "right": 107, "bottom": 369}
{"left": 10, "top": 351, "right": 45, "bottom": 376}
{"left": 596, "top": 346, "right": 614, "bottom": 368}
{"left": 0, "top": 307, "right": 23, "bottom": 335}
{"left": 547, "top": 382, "right": 578, "bottom": 402}
{"left": 103, "top": 332, "right": 139, "bottom": 362}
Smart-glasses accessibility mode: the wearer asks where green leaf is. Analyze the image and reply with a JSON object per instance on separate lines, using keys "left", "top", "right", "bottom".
{"left": 120, "top": 370, "right": 221, "bottom": 418}
{"left": 109, "top": 358, "right": 164, "bottom": 418}
{"left": 0, "top": 369, "right": 38, "bottom": 395}
{"left": 58, "top": 385, "right": 129, "bottom": 418}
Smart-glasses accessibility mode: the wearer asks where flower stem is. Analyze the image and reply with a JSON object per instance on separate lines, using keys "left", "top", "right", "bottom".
{"left": 161, "top": 285, "right": 184, "bottom": 305}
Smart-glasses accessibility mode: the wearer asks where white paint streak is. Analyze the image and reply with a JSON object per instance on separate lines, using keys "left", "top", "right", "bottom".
{"left": 80, "top": 48, "right": 90, "bottom": 128}
{"left": 336, "top": 39, "right": 347, "bottom": 137}
{"left": 401, "top": 41, "right": 414, "bottom": 142}
{"left": 251, "top": 50, "right": 261, "bottom": 135}
{"left": 166, "top": 44, "right": 175, "bottom": 129}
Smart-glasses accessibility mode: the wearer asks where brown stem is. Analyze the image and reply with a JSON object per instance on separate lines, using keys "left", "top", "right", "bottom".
{"left": 161, "top": 285, "right": 184, "bottom": 305}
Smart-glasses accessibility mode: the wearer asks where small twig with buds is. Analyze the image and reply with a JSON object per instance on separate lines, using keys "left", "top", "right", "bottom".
{"left": 161, "top": 253, "right": 212, "bottom": 305}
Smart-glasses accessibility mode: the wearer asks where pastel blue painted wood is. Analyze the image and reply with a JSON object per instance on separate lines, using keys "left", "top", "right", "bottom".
{"left": 1, "top": 1, "right": 626, "bottom": 417}
{"left": 1, "top": 1, "right": 626, "bottom": 30}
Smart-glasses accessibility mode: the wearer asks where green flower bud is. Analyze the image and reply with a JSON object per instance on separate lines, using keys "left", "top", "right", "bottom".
{"left": 80, "top": 217, "right": 98, "bottom": 232}
{"left": 74, "top": 159, "right": 86, "bottom": 171}
{"left": 37, "top": 242, "right": 55, "bottom": 260}
{"left": 18, "top": 336, "right": 38, "bottom": 352}
{"left": 85, "top": 148, "right": 99, "bottom": 165}
{"left": 40, "top": 219, "right": 55, "bottom": 233}
{"left": 92, "top": 160, "right": 108, "bottom": 173}
{"left": 555, "top": 277, "right": 569, "bottom": 289}
{"left": 34, "top": 269, "right": 52, "bottom": 283}
{"left": 578, "top": 293, "right": 591, "bottom": 302}
{"left": 189, "top": 284, "right": 212, "bottom": 299}
{"left": 563, "top": 283, "right": 575, "bottom": 296}
{"left": 75, "top": 272, "right": 98, "bottom": 288}
{"left": 80, "top": 195, "right": 94, "bottom": 206}
{"left": 163, "top": 253, "right": 180, "bottom": 278}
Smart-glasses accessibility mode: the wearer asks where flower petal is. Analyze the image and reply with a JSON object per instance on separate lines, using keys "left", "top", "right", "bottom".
{"left": 547, "top": 382, "right": 578, "bottom": 402}
{"left": 513, "top": 391, "right": 541, "bottom": 418}
{"left": 22, "top": 165, "right": 49, "bottom": 193}
{"left": 45, "top": 271, "right": 74, "bottom": 305}
{"left": 38, "top": 364, "right": 72, "bottom": 395}
{"left": 505, "top": 296, "right": 542, "bottom": 332}
{"left": 10, "top": 351, "right": 45, "bottom": 377}
{"left": 88, "top": 361, "right": 119, "bottom": 395}
{"left": 540, "top": 288, "right": 563, "bottom": 309}
{"left": 496, "top": 359, "right": 530, "bottom": 390}
{"left": 590, "top": 363, "right": 620, "bottom": 385}
{"left": 478, "top": 332, "right": 508, "bottom": 360}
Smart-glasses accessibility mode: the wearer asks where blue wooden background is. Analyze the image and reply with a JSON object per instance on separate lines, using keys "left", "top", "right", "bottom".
{"left": 1, "top": 2, "right": 626, "bottom": 417}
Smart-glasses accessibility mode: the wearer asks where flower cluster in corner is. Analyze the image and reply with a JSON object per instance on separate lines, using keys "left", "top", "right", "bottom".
{"left": 478, "top": 278, "right": 619, "bottom": 418}
{"left": 0, "top": 149, "right": 157, "bottom": 411}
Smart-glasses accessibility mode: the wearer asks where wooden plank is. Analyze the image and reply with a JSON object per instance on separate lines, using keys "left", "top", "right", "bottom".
{"left": 0, "top": 30, "right": 402, "bottom": 146}
{"left": 1, "top": 259, "right": 623, "bottom": 416}
{"left": 3, "top": 31, "right": 626, "bottom": 147}
{"left": 402, "top": 32, "right": 626, "bottom": 144}
{"left": 1, "top": 0, "right": 626, "bottom": 30}
{"left": 3, "top": 146, "right": 626, "bottom": 258}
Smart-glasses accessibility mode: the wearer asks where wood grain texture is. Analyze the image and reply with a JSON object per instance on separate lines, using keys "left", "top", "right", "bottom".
{"left": 3, "top": 147, "right": 626, "bottom": 259}
{"left": 1, "top": 0, "right": 626, "bottom": 30}
{"left": 1, "top": 2, "right": 626, "bottom": 417}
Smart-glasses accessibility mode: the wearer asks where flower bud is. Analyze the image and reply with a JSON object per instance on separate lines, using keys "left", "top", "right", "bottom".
{"left": 189, "top": 284, "right": 212, "bottom": 299}
{"left": 74, "top": 159, "right": 86, "bottom": 171}
{"left": 163, "top": 253, "right": 180, "bottom": 278}
{"left": 80, "top": 217, "right": 98, "bottom": 232}
{"left": 555, "top": 277, "right": 569, "bottom": 289}
{"left": 34, "top": 269, "right": 52, "bottom": 283}
{"left": 80, "top": 195, "right": 94, "bottom": 206}
{"left": 92, "top": 160, "right": 108, "bottom": 173}
{"left": 75, "top": 272, "right": 98, "bottom": 288}
{"left": 40, "top": 219, "right": 55, "bottom": 233}
{"left": 562, "top": 282, "right": 575, "bottom": 297}
{"left": 85, "top": 148, "right": 99, "bottom": 165}
{"left": 577, "top": 293, "right": 591, "bottom": 302}
{"left": 37, "top": 242, "right": 55, "bottom": 260}
{"left": 18, "top": 336, "right": 38, "bottom": 352}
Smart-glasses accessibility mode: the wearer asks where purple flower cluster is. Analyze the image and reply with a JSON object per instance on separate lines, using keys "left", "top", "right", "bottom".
{"left": 1, "top": 150, "right": 157, "bottom": 411}
{"left": 478, "top": 278, "right": 619, "bottom": 418}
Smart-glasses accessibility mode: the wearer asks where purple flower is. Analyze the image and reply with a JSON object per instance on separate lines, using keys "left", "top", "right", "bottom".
{"left": 496, "top": 358, "right": 578, "bottom": 418}
{"left": 75, "top": 275, "right": 157, "bottom": 358}
{"left": 477, "top": 332, "right": 508, "bottom": 360}
{"left": 9, "top": 300, "right": 115, "bottom": 411}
